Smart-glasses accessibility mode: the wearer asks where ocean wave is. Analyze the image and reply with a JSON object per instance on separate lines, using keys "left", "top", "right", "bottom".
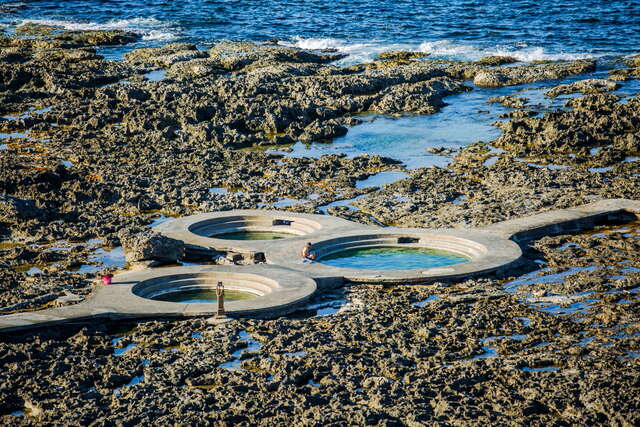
{"left": 418, "top": 40, "right": 596, "bottom": 62}
{"left": 282, "top": 37, "right": 598, "bottom": 65}
{"left": 281, "top": 36, "right": 413, "bottom": 65}
{"left": 18, "top": 17, "right": 179, "bottom": 41}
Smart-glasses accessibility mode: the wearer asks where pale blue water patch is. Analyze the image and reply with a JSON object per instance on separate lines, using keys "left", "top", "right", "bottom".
{"left": 2, "top": 112, "right": 30, "bottom": 120}
{"left": 356, "top": 171, "right": 408, "bottom": 189}
{"left": 34, "top": 106, "right": 54, "bottom": 115}
{"left": 483, "top": 156, "right": 499, "bottom": 168}
{"left": 219, "top": 330, "right": 262, "bottom": 371}
{"left": 515, "top": 317, "right": 532, "bottom": 327}
{"left": 559, "top": 242, "right": 583, "bottom": 250}
{"left": 503, "top": 266, "right": 598, "bottom": 293}
{"left": 75, "top": 246, "right": 125, "bottom": 274}
{"left": 114, "top": 376, "right": 144, "bottom": 395}
{"left": 26, "top": 266, "right": 43, "bottom": 276}
{"left": 317, "top": 194, "right": 366, "bottom": 214}
{"left": 452, "top": 195, "right": 467, "bottom": 205}
{"left": 271, "top": 88, "right": 504, "bottom": 169}
{"left": 208, "top": 187, "right": 228, "bottom": 195}
{"left": 113, "top": 343, "right": 138, "bottom": 356}
{"left": 0, "top": 131, "right": 31, "bottom": 140}
{"left": 149, "top": 213, "right": 171, "bottom": 227}
{"left": 258, "top": 196, "right": 302, "bottom": 208}
{"left": 471, "top": 339, "right": 499, "bottom": 360}
{"left": 191, "top": 332, "right": 203, "bottom": 339}
{"left": 412, "top": 295, "right": 440, "bottom": 307}
{"left": 284, "top": 351, "right": 307, "bottom": 357}
{"left": 60, "top": 160, "right": 74, "bottom": 168}
{"left": 530, "top": 298, "right": 598, "bottom": 316}
{"left": 320, "top": 246, "right": 469, "bottom": 270}
{"left": 517, "top": 159, "right": 569, "bottom": 170}
{"left": 521, "top": 366, "right": 559, "bottom": 372}
{"left": 469, "top": 335, "right": 528, "bottom": 360}
{"left": 588, "top": 166, "right": 614, "bottom": 173}
{"left": 144, "top": 70, "right": 167, "bottom": 82}
{"left": 271, "top": 197, "right": 301, "bottom": 208}
{"left": 10, "top": 410, "right": 25, "bottom": 416}
{"left": 307, "top": 379, "right": 321, "bottom": 388}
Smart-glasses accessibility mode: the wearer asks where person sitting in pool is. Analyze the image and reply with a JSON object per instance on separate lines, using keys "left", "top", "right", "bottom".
{"left": 301, "top": 242, "right": 316, "bottom": 261}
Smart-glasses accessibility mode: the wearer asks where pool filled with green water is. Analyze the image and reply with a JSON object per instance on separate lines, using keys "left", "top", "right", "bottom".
{"left": 216, "top": 231, "right": 294, "bottom": 240}
{"left": 152, "top": 289, "right": 257, "bottom": 304}
{"left": 319, "top": 246, "right": 469, "bottom": 270}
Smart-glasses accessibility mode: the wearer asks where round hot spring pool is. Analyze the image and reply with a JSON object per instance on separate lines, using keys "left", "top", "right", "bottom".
{"left": 187, "top": 215, "right": 323, "bottom": 241}
{"left": 152, "top": 288, "right": 257, "bottom": 303}
{"left": 216, "top": 231, "right": 294, "bottom": 241}
{"left": 319, "top": 246, "right": 470, "bottom": 270}
{"left": 133, "top": 273, "right": 271, "bottom": 305}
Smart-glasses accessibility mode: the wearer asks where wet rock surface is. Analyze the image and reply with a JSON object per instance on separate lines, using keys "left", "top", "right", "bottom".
{"left": 0, "top": 27, "right": 639, "bottom": 424}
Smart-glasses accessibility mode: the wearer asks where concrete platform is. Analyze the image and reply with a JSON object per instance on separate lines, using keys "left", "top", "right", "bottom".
{"left": 155, "top": 209, "right": 367, "bottom": 258}
{"left": 0, "top": 265, "right": 316, "bottom": 333}
{"left": 2, "top": 199, "right": 639, "bottom": 332}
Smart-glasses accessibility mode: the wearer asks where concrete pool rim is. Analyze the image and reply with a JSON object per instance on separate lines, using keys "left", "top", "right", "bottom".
{"left": 155, "top": 209, "right": 368, "bottom": 255}
{"left": 0, "top": 265, "right": 318, "bottom": 332}
{"left": 266, "top": 228, "right": 523, "bottom": 283}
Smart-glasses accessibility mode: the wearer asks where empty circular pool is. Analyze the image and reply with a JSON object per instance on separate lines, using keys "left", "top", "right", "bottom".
{"left": 217, "top": 231, "right": 295, "bottom": 240}
{"left": 152, "top": 288, "right": 257, "bottom": 303}
{"left": 319, "top": 246, "right": 470, "bottom": 270}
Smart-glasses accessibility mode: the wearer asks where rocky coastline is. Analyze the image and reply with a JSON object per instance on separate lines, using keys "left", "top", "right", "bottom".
{"left": 0, "top": 25, "right": 639, "bottom": 424}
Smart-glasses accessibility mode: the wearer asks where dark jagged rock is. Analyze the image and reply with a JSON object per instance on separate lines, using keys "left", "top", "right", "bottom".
{"left": 377, "top": 50, "right": 428, "bottom": 61}
{"left": 474, "top": 55, "right": 518, "bottom": 66}
{"left": 0, "top": 194, "right": 44, "bottom": 223}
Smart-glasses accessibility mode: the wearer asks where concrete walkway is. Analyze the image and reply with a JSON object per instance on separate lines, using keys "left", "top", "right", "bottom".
{"left": 1, "top": 199, "right": 638, "bottom": 332}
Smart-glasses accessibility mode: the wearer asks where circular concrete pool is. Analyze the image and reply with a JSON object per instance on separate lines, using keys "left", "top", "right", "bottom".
{"left": 216, "top": 231, "right": 295, "bottom": 240}
{"left": 188, "top": 215, "right": 321, "bottom": 239}
{"left": 151, "top": 288, "right": 258, "bottom": 303}
{"left": 319, "top": 246, "right": 470, "bottom": 270}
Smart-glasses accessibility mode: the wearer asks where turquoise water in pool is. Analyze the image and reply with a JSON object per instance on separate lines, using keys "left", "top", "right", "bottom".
{"left": 152, "top": 289, "right": 256, "bottom": 303}
{"left": 216, "top": 231, "right": 294, "bottom": 240}
{"left": 319, "top": 246, "right": 469, "bottom": 270}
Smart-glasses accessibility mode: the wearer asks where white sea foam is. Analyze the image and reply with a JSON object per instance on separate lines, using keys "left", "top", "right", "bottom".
{"left": 281, "top": 36, "right": 414, "bottom": 65}
{"left": 418, "top": 40, "right": 596, "bottom": 62}
{"left": 283, "top": 36, "right": 599, "bottom": 65}
{"left": 18, "top": 17, "right": 179, "bottom": 42}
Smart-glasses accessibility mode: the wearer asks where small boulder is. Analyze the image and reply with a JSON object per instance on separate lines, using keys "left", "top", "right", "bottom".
{"left": 298, "top": 120, "right": 348, "bottom": 142}
{"left": 473, "top": 71, "right": 509, "bottom": 87}
{"left": 118, "top": 229, "right": 184, "bottom": 264}
{"left": 377, "top": 50, "right": 427, "bottom": 61}
{"left": 475, "top": 55, "right": 518, "bottom": 66}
